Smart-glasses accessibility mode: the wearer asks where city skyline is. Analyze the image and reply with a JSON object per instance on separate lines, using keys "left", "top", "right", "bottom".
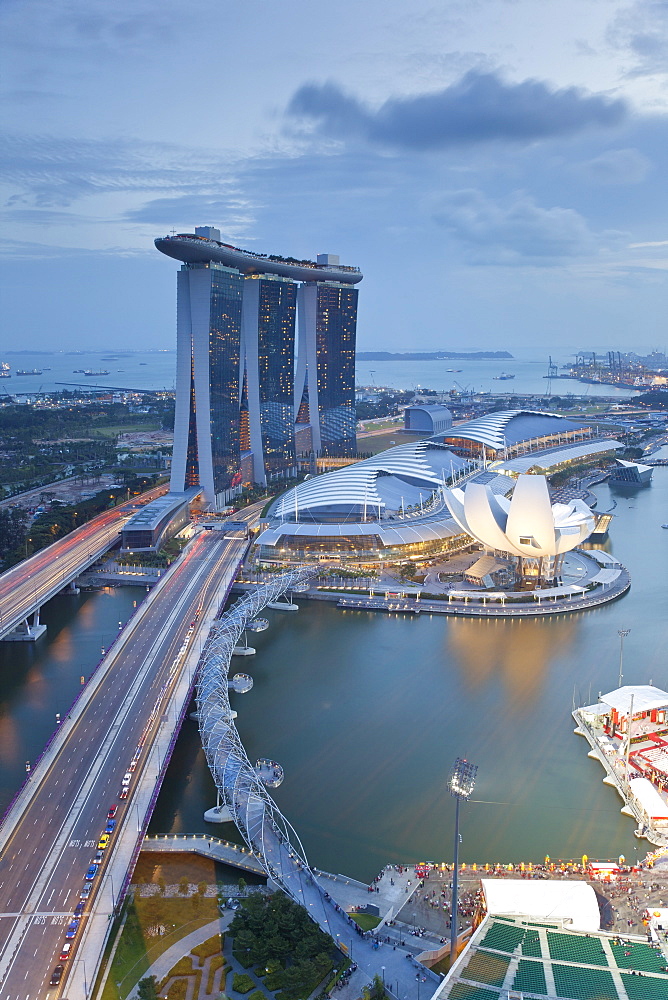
{"left": 1, "top": 0, "right": 667, "bottom": 356}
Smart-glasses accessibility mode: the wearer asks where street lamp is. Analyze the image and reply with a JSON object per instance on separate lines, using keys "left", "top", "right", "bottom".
{"left": 449, "top": 757, "right": 478, "bottom": 967}
{"left": 617, "top": 629, "right": 630, "bottom": 688}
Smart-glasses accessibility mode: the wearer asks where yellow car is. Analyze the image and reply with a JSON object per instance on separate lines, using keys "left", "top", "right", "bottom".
{"left": 97, "top": 833, "right": 110, "bottom": 850}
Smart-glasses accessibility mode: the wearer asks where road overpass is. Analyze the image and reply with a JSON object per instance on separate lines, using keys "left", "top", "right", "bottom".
{"left": 0, "top": 485, "right": 167, "bottom": 640}
{"left": 0, "top": 515, "right": 255, "bottom": 999}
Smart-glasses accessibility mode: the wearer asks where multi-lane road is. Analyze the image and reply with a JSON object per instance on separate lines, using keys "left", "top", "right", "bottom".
{"left": 0, "top": 526, "right": 249, "bottom": 999}
{"left": 0, "top": 485, "right": 166, "bottom": 639}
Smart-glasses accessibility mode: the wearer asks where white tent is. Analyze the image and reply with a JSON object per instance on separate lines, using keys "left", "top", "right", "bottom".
{"left": 481, "top": 879, "right": 601, "bottom": 932}
{"left": 599, "top": 686, "right": 668, "bottom": 716}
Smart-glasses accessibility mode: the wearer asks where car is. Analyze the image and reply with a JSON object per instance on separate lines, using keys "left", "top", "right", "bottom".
{"left": 59, "top": 942, "right": 72, "bottom": 960}
{"left": 128, "top": 760, "right": 137, "bottom": 773}
{"left": 93, "top": 849, "right": 104, "bottom": 864}
{"left": 50, "top": 966, "right": 64, "bottom": 985}
{"left": 105, "top": 819, "right": 116, "bottom": 833}
{"left": 79, "top": 883, "right": 92, "bottom": 900}
{"left": 65, "top": 919, "right": 79, "bottom": 940}
{"left": 74, "top": 901, "right": 85, "bottom": 916}
{"left": 85, "top": 864, "right": 98, "bottom": 881}
{"left": 121, "top": 772, "right": 132, "bottom": 786}
{"left": 119, "top": 787, "right": 128, "bottom": 800}
{"left": 97, "top": 833, "right": 110, "bottom": 850}
{"left": 107, "top": 805, "right": 117, "bottom": 819}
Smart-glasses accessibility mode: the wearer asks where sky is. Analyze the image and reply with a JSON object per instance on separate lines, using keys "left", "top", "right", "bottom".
{"left": 1, "top": 0, "right": 668, "bottom": 357}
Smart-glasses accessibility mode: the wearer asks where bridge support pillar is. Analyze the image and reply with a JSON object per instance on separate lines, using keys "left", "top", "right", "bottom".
{"left": 2, "top": 608, "right": 47, "bottom": 642}
{"left": 204, "top": 803, "right": 234, "bottom": 823}
{"left": 62, "top": 580, "right": 81, "bottom": 595}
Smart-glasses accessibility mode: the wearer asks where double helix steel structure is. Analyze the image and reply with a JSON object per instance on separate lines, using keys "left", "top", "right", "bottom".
{"left": 196, "top": 568, "right": 333, "bottom": 921}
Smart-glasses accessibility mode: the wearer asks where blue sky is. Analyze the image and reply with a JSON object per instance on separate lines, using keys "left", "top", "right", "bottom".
{"left": 1, "top": 0, "right": 667, "bottom": 355}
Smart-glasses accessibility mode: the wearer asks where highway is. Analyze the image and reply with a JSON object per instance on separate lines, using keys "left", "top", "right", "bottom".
{"left": 0, "top": 525, "right": 249, "bottom": 999}
{"left": 0, "top": 485, "right": 166, "bottom": 640}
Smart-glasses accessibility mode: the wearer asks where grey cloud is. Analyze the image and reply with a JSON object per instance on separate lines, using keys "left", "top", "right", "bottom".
{"left": 125, "top": 195, "right": 254, "bottom": 230}
{"left": 432, "top": 189, "right": 625, "bottom": 264}
{"left": 608, "top": 1, "right": 668, "bottom": 75}
{"left": 0, "top": 133, "right": 240, "bottom": 208}
{"left": 577, "top": 148, "right": 651, "bottom": 184}
{"left": 287, "top": 71, "right": 627, "bottom": 151}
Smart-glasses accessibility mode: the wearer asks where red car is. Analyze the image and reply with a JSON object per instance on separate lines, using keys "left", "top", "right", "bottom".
{"left": 119, "top": 788, "right": 128, "bottom": 800}
{"left": 107, "top": 805, "right": 117, "bottom": 819}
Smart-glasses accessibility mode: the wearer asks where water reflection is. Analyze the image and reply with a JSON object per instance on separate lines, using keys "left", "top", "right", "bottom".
{"left": 447, "top": 616, "right": 576, "bottom": 708}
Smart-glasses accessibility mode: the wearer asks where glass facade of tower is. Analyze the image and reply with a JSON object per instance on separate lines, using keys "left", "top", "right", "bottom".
{"left": 316, "top": 283, "right": 358, "bottom": 456}
{"left": 257, "top": 277, "right": 297, "bottom": 475}
{"left": 208, "top": 265, "right": 244, "bottom": 494}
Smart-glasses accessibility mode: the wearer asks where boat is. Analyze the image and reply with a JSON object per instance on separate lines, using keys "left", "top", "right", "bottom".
{"left": 15, "top": 369, "right": 42, "bottom": 376}
{"left": 0, "top": 372, "right": 10, "bottom": 378}
{"left": 662, "top": 524, "right": 668, "bottom": 529}
{"left": 493, "top": 373, "right": 515, "bottom": 380}
{"left": 0, "top": 362, "right": 9, "bottom": 371}
{"left": 83, "top": 370, "right": 110, "bottom": 376}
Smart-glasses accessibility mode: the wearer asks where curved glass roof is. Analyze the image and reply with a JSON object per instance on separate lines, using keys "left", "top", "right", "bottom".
{"left": 269, "top": 440, "right": 469, "bottom": 519}
{"left": 435, "top": 409, "right": 585, "bottom": 450}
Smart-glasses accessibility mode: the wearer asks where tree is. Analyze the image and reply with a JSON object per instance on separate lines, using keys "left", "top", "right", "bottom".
{"left": 137, "top": 976, "right": 159, "bottom": 1000}
{"left": 158, "top": 875, "right": 166, "bottom": 895}
{"left": 363, "top": 975, "right": 388, "bottom": 1000}
{"left": 178, "top": 875, "right": 189, "bottom": 895}
{"left": 237, "top": 876, "right": 247, "bottom": 894}
{"left": 197, "top": 880, "right": 207, "bottom": 897}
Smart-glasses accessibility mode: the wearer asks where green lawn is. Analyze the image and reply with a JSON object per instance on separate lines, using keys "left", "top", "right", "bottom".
{"left": 350, "top": 912, "right": 381, "bottom": 931}
{"left": 90, "top": 420, "right": 163, "bottom": 438}
{"left": 100, "top": 896, "right": 219, "bottom": 1000}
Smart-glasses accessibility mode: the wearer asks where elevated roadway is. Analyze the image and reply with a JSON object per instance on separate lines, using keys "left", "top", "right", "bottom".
{"left": 0, "top": 513, "right": 256, "bottom": 999}
{"left": 0, "top": 485, "right": 166, "bottom": 640}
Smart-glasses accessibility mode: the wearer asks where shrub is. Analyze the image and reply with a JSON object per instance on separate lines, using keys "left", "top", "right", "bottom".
{"left": 207, "top": 954, "right": 226, "bottom": 994}
{"left": 232, "top": 973, "right": 256, "bottom": 994}
{"left": 167, "top": 982, "right": 189, "bottom": 1000}
{"left": 191, "top": 933, "right": 223, "bottom": 959}
{"left": 167, "top": 957, "right": 193, "bottom": 977}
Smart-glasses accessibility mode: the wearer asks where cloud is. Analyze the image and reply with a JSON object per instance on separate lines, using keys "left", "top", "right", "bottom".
{"left": 608, "top": 1, "right": 668, "bottom": 75}
{"left": 629, "top": 239, "right": 668, "bottom": 247}
{"left": 432, "top": 189, "right": 625, "bottom": 264}
{"left": 0, "top": 132, "right": 244, "bottom": 209}
{"left": 125, "top": 195, "right": 255, "bottom": 231}
{"left": 287, "top": 71, "right": 627, "bottom": 151}
{"left": 577, "top": 147, "right": 651, "bottom": 184}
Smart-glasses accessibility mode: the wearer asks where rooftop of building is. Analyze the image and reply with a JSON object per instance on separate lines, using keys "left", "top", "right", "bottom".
{"left": 122, "top": 489, "right": 198, "bottom": 532}
{"left": 155, "top": 233, "right": 363, "bottom": 285}
{"left": 434, "top": 409, "right": 590, "bottom": 451}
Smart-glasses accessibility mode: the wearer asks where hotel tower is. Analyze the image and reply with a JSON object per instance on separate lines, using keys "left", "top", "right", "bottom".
{"left": 155, "top": 228, "right": 362, "bottom": 508}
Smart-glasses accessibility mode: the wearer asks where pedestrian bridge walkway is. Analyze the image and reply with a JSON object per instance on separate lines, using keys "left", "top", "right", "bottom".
{"left": 142, "top": 833, "right": 265, "bottom": 875}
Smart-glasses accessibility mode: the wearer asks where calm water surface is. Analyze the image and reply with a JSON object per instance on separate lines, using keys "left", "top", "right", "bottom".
{"left": 0, "top": 586, "right": 145, "bottom": 815}
{"left": 151, "top": 461, "right": 668, "bottom": 880}
{"left": 2, "top": 348, "right": 636, "bottom": 399}
{"left": 1, "top": 470, "right": 666, "bottom": 882}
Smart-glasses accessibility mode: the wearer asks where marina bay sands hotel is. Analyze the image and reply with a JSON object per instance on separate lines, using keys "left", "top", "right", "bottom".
{"left": 155, "top": 228, "right": 362, "bottom": 508}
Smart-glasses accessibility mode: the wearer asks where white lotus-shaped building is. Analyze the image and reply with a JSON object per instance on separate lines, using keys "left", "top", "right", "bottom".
{"left": 445, "top": 474, "right": 596, "bottom": 583}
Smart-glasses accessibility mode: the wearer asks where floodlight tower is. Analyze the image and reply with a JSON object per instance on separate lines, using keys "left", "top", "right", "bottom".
{"left": 449, "top": 757, "right": 478, "bottom": 966}
{"left": 617, "top": 629, "right": 630, "bottom": 688}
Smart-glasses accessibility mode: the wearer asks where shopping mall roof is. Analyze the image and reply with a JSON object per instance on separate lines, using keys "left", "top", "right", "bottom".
{"left": 497, "top": 438, "right": 623, "bottom": 474}
{"left": 269, "top": 439, "right": 470, "bottom": 520}
{"left": 435, "top": 409, "right": 587, "bottom": 451}
{"left": 256, "top": 516, "right": 462, "bottom": 549}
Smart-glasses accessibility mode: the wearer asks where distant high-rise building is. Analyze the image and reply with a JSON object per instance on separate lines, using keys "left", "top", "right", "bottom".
{"left": 156, "top": 231, "right": 362, "bottom": 507}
